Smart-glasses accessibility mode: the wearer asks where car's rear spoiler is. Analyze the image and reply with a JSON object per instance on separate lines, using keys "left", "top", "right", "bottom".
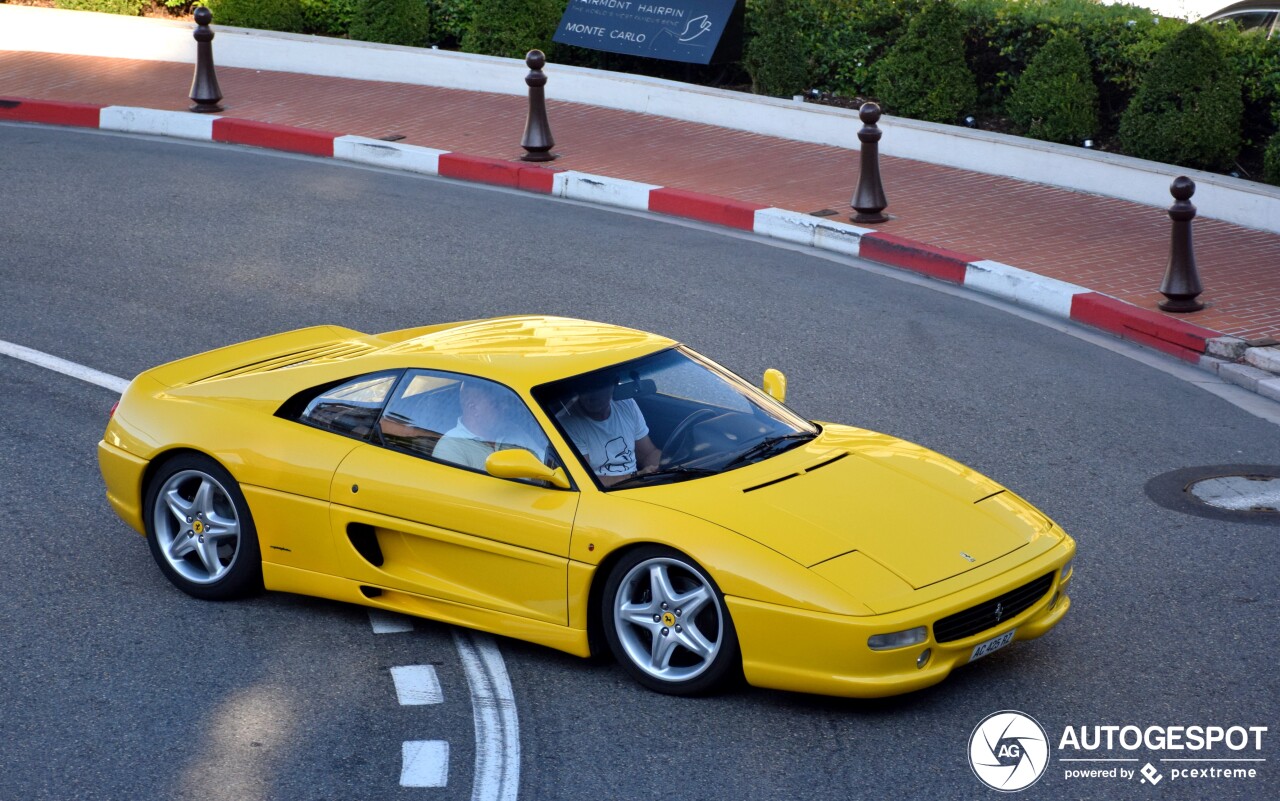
{"left": 145, "top": 325, "right": 367, "bottom": 387}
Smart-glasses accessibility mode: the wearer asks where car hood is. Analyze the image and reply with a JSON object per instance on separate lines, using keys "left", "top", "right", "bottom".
{"left": 629, "top": 426, "right": 1051, "bottom": 590}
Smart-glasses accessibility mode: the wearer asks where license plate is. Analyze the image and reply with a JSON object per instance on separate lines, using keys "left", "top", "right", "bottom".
{"left": 969, "top": 629, "right": 1016, "bottom": 662}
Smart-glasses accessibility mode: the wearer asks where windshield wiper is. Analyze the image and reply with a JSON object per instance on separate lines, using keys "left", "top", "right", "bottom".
{"left": 724, "top": 432, "right": 816, "bottom": 469}
{"left": 610, "top": 466, "right": 719, "bottom": 489}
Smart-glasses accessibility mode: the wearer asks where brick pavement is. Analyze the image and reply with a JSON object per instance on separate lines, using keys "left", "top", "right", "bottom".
{"left": 1, "top": 51, "right": 1277, "bottom": 341}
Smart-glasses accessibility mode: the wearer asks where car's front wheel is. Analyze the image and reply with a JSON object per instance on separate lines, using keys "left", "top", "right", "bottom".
{"left": 143, "top": 453, "right": 262, "bottom": 600}
{"left": 602, "top": 546, "right": 740, "bottom": 695}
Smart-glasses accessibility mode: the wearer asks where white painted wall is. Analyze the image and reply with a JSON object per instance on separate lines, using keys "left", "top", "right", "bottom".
{"left": 2, "top": 6, "right": 1276, "bottom": 233}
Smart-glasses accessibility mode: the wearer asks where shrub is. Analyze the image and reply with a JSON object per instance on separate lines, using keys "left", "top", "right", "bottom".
{"left": 1219, "top": 28, "right": 1280, "bottom": 157}
{"left": 53, "top": 0, "right": 146, "bottom": 15}
{"left": 956, "top": 0, "right": 1183, "bottom": 125}
{"left": 460, "top": 0, "right": 562, "bottom": 59}
{"left": 873, "top": 0, "right": 977, "bottom": 123}
{"left": 1007, "top": 31, "right": 1098, "bottom": 144}
{"left": 426, "top": 0, "right": 476, "bottom": 48}
{"left": 300, "top": 0, "right": 359, "bottom": 36}
{"left": 205, "top": 0, "right": 307, "bottom": 33}
{"left": 1264, "top": 131, "right": 1280, "bottom": 185}
{"left": 349, "top": 0, "right": 430, "bottom": 46}
{"left": 1118, "top": 23, "right": 1243, "bottom": 172}
{"left": 742, "top": 0, "right": 815, "bottom": 96}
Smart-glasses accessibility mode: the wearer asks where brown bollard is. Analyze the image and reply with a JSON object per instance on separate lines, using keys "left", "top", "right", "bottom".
{"left": 851, "top": 102, "right": 889, "bottom": 224}
{"left": 189, "top": 8, "right": 224, "bottom": 114}
{"left": 1158, "top": 176, "right": 1204, "bottom": 313}
{"left": 520, "top": 50, "right": 556, "bottom": 163}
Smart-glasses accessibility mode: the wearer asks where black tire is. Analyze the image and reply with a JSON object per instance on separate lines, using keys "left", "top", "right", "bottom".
{"left": 143, "top": 453, "right": 262, "bottom": 600}
{"left": 601, "top": 545, "right": 741, "bottom": 695}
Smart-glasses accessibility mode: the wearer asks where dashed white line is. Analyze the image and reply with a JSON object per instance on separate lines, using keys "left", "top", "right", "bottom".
{"left": 453, "top": 629, "right": 521, "bottom": 801}
{"left": 368, "top": 609, "right": 416, "bottom": 634}
{"left": 401, "top": 740, "right": 450, "bottom": 788}
{"left": 391, "top": 665, "right": 445, "bottom": 706}
{"left": 0, "top": 339, "right": 129, "bottom": 393}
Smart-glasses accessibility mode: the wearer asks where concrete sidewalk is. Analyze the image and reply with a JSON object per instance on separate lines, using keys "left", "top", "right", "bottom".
{"left": 1, "top": 51, "right": 1277, "bottom": 353}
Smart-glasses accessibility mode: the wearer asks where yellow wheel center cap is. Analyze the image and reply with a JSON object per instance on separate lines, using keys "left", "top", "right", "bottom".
{"left": 662, "top": 612, "right": 676, "bottom": 627}
{"left": 193, "top": 520, "right": 205, "bottom": 535}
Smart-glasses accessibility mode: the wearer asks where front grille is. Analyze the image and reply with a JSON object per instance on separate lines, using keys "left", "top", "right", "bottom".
{"left": 933, "top": 573, "right": 1054, "bottom": 643}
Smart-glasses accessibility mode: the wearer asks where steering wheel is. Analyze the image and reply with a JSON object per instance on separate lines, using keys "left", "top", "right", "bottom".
{"left": 661, "top": 409, "right": 717, "bottom": 467}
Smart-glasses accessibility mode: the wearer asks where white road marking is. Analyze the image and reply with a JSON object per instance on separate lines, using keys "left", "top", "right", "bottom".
{"left": 401, "top": 740, "right": 450, "bottom": 788}
{"left": 453, "top": 630, "right": 520, "bottom": 801}
{"left": 368, "top": 609, "right": 416, "bottom": 634}
{"left": 0, "top": 339, "right": 129, "bottom": 393}
{"left": 391, "top": 665, "right": 445, "bottom": 706}
{"left": 3, "top": 337, "right": 523, "bottom": 796}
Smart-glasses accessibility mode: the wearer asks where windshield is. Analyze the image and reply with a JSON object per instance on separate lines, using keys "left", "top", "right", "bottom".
{"left": 533, "top": 347, "right": 817, "bottom": 489}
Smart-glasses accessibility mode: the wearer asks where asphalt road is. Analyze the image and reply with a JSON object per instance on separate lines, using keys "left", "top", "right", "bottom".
{"left": 1, "top": 123, "right": 1277, "bottom": 801}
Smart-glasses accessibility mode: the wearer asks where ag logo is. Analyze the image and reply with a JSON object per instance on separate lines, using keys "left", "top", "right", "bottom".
{"left": 968, "top": 710, "right": 1050, "bottom": 792}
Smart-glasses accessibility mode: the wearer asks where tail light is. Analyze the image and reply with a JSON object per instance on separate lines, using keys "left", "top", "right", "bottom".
{"left": 109, "top": 400, "right": 119, "bottom": 418}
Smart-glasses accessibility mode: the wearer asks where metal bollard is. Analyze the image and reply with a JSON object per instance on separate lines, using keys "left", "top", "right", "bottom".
{"left": 1158, "top": 176, "right": 1204, "bottom": 313}
{"left": 850, "top": 102, "right": 889, "bottom": 224}
{"left": 189, "top": 8, "right": 224, "bottom": 114}
{"left": 520, "top": 50, "right": 556, "bottom": 163}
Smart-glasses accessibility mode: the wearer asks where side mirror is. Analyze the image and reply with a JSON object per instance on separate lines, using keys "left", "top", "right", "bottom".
{"left": 485, "top": 448, "right": 571, "bottom": 489}
{"left": 763, "top": 368, "right": 787, "bottom": 404}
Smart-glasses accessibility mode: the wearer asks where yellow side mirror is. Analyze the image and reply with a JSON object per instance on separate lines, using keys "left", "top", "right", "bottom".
{"left": 485, "top": 449, "right": 571, "bottom": 489}
{"left": 763, "top": 368, "right": 787, "bottom": 404}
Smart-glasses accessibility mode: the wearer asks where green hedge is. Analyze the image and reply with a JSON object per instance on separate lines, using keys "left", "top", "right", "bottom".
{"left": 1007, "top": 31, "right": 1098, "bottom": 144}
{"left": 426, "top": 0, "right": 476, "bottom": 48}
{"left": 1265, "top": 131, "right": 1280, "bottom": 185}
{"left": 205, "top": 0, "right": 306, "bottom": 33}
{"left": 53, "top": 0, "right": 146, "bottom": 15}
{"left": 349, "top": 0, "right": 430, "bottom": 46}
{"left": 301, "top": 0, "right": 359, "bottom": 36}
{"left": 461, "top": 0, "right": 562, "bottom": 59}
{"left": 873, "top": 0, "right": 977, "bottom": 124}
{"left": 1119, "top": 24, "right": 1243, "bottom": 172}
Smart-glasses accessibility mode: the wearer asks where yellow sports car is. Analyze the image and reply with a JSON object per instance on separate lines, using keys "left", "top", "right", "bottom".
{"left": 99, "top": 316, "right": 1074, "bottom": 698}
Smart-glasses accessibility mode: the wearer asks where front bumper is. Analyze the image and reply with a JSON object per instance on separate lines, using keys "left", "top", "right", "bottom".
{"left": 728, "top": 538, "right": 1075, "bottom": 697}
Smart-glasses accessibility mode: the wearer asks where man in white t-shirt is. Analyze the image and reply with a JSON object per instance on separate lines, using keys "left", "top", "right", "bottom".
{"left": 557, "top": 374, "right": 661, "bottom": 487}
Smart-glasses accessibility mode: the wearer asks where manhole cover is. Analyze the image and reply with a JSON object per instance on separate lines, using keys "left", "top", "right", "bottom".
{"left": 1187, "top": 475, "right": 1280, "bottom": 512}
{"left": 1145, "top": 465, "right": 1280, "bottom": 525}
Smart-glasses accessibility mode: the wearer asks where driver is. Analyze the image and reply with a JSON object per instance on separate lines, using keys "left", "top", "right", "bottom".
{"left": 557, "top": 373, "right": 660, "bottom": 487}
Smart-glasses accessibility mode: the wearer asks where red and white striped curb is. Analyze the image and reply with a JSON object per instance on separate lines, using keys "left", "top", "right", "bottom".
{"left": 6, "top": 96, "right": 1273, "bottom": 399}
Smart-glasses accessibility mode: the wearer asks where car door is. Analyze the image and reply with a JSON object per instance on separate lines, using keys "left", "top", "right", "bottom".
{"left": 328, "top": 370, "right": 578, "bottom": 625}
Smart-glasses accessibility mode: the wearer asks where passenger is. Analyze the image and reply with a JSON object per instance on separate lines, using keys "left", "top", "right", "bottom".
{"left": 434, "top": 380, "right": 543, "bottom": 470}
{"left": 557, "top": 373, "right": 660, "bottom": 486}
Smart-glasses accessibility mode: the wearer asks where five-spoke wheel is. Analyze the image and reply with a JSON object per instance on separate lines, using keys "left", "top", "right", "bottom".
{"left": 144, "top": 454, "right": 261, "bottom": 600}
{"left": 602, "top": 546, "right": 739, "bottom": 695}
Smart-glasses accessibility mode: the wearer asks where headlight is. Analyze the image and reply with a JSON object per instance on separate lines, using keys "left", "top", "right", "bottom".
{"left": 868, "top": 626, "right": 927, "bottom": 651}
{"left": 1061, "top": 558, "right": 1074, "bottom": 580}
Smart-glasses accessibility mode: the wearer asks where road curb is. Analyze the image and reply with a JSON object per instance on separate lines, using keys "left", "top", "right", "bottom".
{"left": 7, "top": 96, "right": 1274, "bottom": 396}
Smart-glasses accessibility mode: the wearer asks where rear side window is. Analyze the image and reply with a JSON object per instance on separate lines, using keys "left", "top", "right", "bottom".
{"left": 380, "top": 369, "right": 556, "bottom": 473}
{"left": 299, "top": 372, "right": 399, "bottom": 441}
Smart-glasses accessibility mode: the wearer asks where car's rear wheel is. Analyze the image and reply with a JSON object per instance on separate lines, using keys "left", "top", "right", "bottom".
{"left": 602, "top": 545, "right": 740, "bottom": 695}
{"left": 144, "top": 454, "right": 262, "bottom": 600}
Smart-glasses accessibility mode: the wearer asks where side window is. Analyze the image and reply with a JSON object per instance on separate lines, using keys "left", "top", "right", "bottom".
{"left": 380, "top": 370, "right": 557, "bottom": 475}
{"left": 299, "top": 372, "right": 399, "bottom": 441}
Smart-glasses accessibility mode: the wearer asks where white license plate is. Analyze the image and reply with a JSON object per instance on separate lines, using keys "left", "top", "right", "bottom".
{"left": 969, "top": 629, "right": 1016, "bottom": 663}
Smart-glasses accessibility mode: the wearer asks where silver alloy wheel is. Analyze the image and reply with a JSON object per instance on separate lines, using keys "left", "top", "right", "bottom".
{"left": 151, "top": 469, "right": 242, "bottom": 585}
{"left": 612, "top": 556, "right": 723, "bottom": 683}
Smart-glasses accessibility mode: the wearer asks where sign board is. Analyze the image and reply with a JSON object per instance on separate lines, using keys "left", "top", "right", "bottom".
{"left": 553, "top": 0, "right": 739, "bottom": 64}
